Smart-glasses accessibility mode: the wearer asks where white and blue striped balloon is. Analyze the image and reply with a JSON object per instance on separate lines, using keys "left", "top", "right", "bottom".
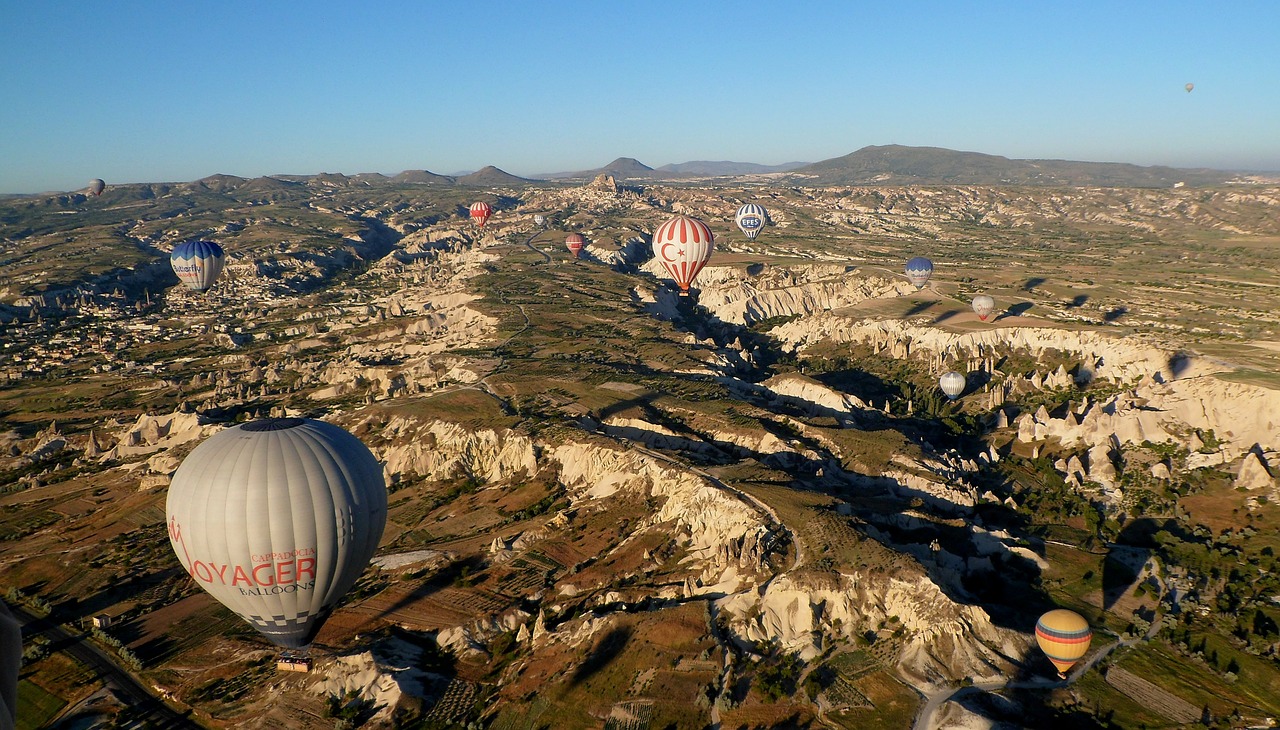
{"left": 170, "top": 240, "right": 226, "bottom": 292}
{"left": 735, "top": 203, "right": 768, "bottom": 241}
{"left": 905, "top": 256, "right": 933, "bottom": 290}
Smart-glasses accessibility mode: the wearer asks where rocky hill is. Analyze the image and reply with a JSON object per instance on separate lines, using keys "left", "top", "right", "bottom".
{"left": 791, "top": 144, "right": 1239, "bottom": 187}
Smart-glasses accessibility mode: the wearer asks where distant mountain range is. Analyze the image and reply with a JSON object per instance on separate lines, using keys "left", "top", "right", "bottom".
{"left": 787, "top": 145, "right": 1238, "bottom": 187}
{"left": 35, "top": 146, "right": 1254, "bottom": 197}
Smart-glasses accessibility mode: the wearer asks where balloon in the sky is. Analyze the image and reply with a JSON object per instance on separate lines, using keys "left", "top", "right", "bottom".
{"left": 1185, "top": 83, "right": 1194, "bottom": 93}
{"left": 652, "top": 214, "right": 715, "bottom": 296}
{"left": 469, "top": 202, "right": 492, "bottom": 228}
{"left": 166, "top": 418, "right": 388, "bottom": 649}
{"left": 533, "top": 214, "right": 546, "bottom": 227}
{"left": 0, "top": 601, "right": 18, "bottom": 728}
{"left": 88, "top": 179, "right": 105, "bottom": 197}
{"left": 565, "top": 233, "right": 586, "bottom": 258}
{"left": 170, "top": 240, "right": 226, "bottom": 292}
{"left": 972, "top": 294, "right": 996, "bottom": 321}
{"left": 939, "top": 371, "right": 966, "bottom": 400}
{"left": 735, "top": 203, "right": 767, "bottom": 241}
{"left": 1035, "top": 609, "right": 1092, "bottom": 677}
{"left": 905, "top": 257, "right": 933, "bottom": 290}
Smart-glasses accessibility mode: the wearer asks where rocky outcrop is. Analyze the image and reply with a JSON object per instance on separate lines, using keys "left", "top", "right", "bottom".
{"left": 377, "top": 417, "right": 537, "bottom": 485}
{"left": 717, "top": 572, "right": 1026, "bottom": 682}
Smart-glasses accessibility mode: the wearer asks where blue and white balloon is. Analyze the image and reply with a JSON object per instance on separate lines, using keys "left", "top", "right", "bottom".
{"left": 170, "top": 240, "right": 226, "bottom": 292}
{"left": 735, "top": 203, "right": 767, "bottom": 241}
{"left": 905, "top": 256, "right": 933, "bottom": 290}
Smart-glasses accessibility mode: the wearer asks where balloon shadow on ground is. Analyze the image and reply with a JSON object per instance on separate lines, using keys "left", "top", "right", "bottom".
{"left": 932, "top": 310, "right": 959, "bottom": 324}
{"left": 569, "top": 626, "right": 631, "bottom": 688}
{"left": 904, "top": 300, "right": 937, "bottom": 317}
{"left": 1167, "top": 351, "right": 1194, "bottom": 378}
{"left": 1103, "top": 307, "right": 1128, "bottom": 322}
{"left": 997, "top": 302, "right": 1034, "bottom": 320}
{"left": 1024, "top": 277, "right": 1047, "bottom": 290}
{"left": 1066, "top": 294, "right": 1089, "bottom": 308}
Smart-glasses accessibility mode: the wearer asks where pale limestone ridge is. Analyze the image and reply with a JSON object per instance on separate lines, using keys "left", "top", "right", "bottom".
{"left": 376, "top": 416, "right": 537, "bottom": 485}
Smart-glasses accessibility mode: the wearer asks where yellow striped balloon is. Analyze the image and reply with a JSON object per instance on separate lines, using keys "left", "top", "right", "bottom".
{"left": 1036, "top": 609, "right": 1092, "bottom": 676}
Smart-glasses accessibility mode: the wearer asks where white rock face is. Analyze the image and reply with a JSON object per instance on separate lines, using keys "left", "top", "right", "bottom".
{"left": 717, "top": 572, "right": 1026, "bottom": 681}
{"left": 683, "top": 265, "right": 902, "bottom": 325}
{"left": 550, "top": 443, "right": 777, "bottom": 577}
{"left": 105, "top": 411, "right": 214, "bottom": 460}
{"left": 376, "top": 417, "right": 537, "bottom": 485}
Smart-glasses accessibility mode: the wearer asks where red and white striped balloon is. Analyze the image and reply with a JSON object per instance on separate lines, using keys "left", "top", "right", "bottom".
{"left": 565, "top": 233, "right": 586, "bottom": 258}
{"left": 652, "top": 215, "right": 714, "bottom": 295}
{"left": 469, "top": 202, "right": 491, "bottom": 228}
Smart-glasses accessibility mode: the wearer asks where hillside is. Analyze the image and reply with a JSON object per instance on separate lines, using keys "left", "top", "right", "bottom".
{"left": 454, "top": 165, "right": 537, "bottom": 186}
{"left": 656, "top": 160, "right": 809, "bottom": 176}
{"left": 791, "top": 144, "right": 1238, "bottom": 187}
{"left": 1, "top": 175, "right": 1279, "bottom": 729}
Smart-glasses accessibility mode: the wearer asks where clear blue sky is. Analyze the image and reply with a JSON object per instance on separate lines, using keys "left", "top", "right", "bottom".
{"left": 2, "top": 1, "right": 1278, "bottom": 193}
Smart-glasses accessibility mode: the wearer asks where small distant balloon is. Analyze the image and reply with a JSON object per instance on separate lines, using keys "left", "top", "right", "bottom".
{"left": 905, "top": 257, "right": 933, "bottom": 290}
{"left": 735, "top": 203, "right": 767, "bottom": 241}
{"left": 170, "top": 240, "right": 226, "bottom": 293}
{"left": 469, "top": 202, "right": 492, "bottom": 228}
{"left": 1185, "top": 82, "right": 1194, "bottom": 93}
{"left": 533, "top": 214, "right": 546, "bottom": 227}
{"left": 565, "top": 233, "right": 586, "bottom": 258}
{"left": 939, "top": 371, "right": 966, "bottom": 400}
{"left": 88, "top": 179, "right": 105, "bottom": 196}
{"left": 972, "top": 294, "right": 996, "bottom": 321}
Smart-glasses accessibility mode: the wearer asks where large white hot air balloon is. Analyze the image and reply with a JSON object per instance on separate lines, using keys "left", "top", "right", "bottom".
{"left": 972, "top": 294, "right": 996, "bottom": 321}
{"left": 652, "top": 214, "right": 715, "bottom": 296}
{"left": 533, "top": 214, "right": 546, "bottom": 227}
{"left": 0, "top": 601, "right": 18, "bottom": 729}
{"left": 166, "top": 418, "right": 388, "bottom": 649}
{"left": 735, "top": 203, "right": 767, "bottom": 241}
{"left": 170, "top": 240, "right": 226, "bottom": 293}
{"left": 88, "top": 179, "right": 105, "bottom": 197}
{"left": 939, "top": 371, "right": 966, "bottom": 400}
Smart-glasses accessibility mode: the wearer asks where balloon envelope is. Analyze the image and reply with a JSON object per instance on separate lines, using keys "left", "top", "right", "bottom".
{"left": 735, "top": 203, "right": 767, "bottom": 241}
{"left": 972, "top": 294, "right": 996, "bottom": 321}
{"left": 1036, "top": 609, "right": 1092, "bottom": 676}
{"left": 939, "top": 371, "right": 966, "bottom": 400}
{"left": 533, "top": 214, "right": 546, "bottom": 227}
{"left": 1185, "top": 82, "right": 1194, "bottom": 93}
{"left": 0, "top": 601, "right": 18, "bottom": 728}
{"left": 88, "top": 179, "right": 105, "bottom": 196}
{"left": 170, "top": 240, "right": 226, "bottom": 292}
{"left": 166, "top": 418, "right": 387, "bottom": 649}
{"left": 652, "top": 215, "right": 715, "bottom": 296}
{"left": 469, "top": 202, "right": 491, "bottom": 228}
{"left": 905, "top": 257, "right": 933, "bottom": 290}
{"left": 565, "top": 233, "right": 586, "bottom": 258}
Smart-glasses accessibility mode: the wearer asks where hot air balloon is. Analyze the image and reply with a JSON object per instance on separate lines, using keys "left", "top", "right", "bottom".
{"left": 88, "top": 179, "right": 105, "bottom": 197}
{"left": 1036, "top": 609, "right": 1092, "bottom": 678}
{"left": 652, "top": 214, "right": 715, "bottom": 296}
{"left": 533, "top": 214, "right": 546, "bottom": 227}
{"left": 166, "top": 418, "right": 387, "bottom": 650}
{"left": 1185, "top": 83, "right": 1194, "bottom": 93}
{"left": 469, "top": 202, "right": 492, "bottom": 228}
{"left": 972, "top": 294, "right": 996, "bottom": 321}
{"left": 0, "top": 601, "right": 18, "bottom": 728}
{"left": 939, "top": 371, "right": 966, "bottom": 400}
{"left": 170, "top": 240, "right": 226, "bottom": 293}
{"left": 905, "top": 257, "right": 933, "bottom": 290}
{"left": 735, "top": 203, "right": 767, "bottom": 241}
{"left": 565, "top": 233, "right": 586, "bottom": 258}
